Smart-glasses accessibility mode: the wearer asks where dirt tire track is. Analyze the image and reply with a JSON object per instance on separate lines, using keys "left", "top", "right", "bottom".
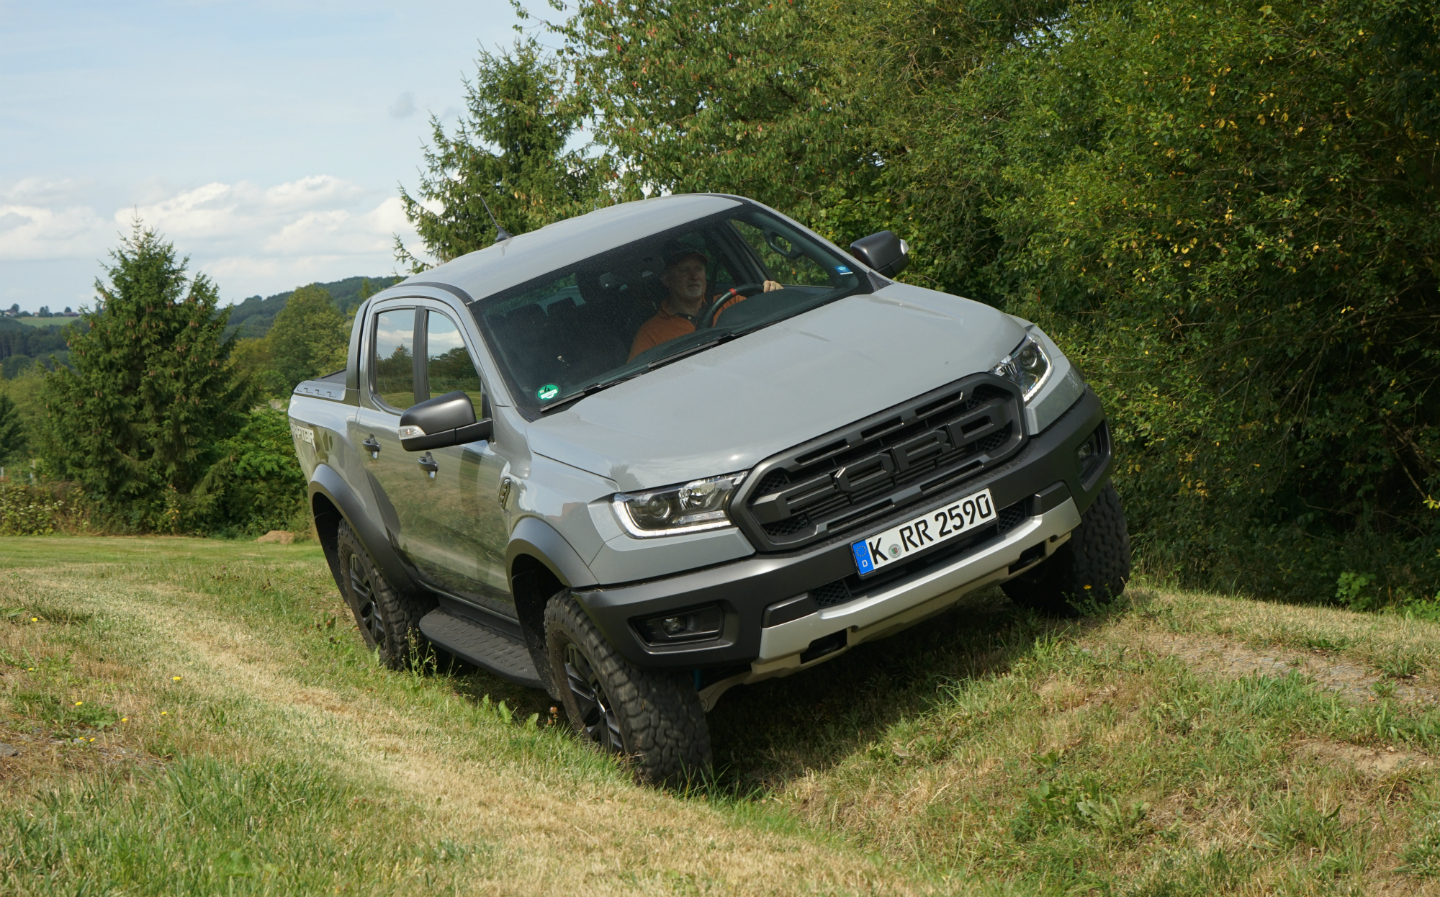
{"left": 13, "top": 564, "right": 917, "bottom": 897}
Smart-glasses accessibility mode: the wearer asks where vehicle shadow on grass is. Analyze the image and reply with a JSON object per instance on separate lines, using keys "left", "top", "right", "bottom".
{"left": 433, "top": 654, "right": 557, "bottom": 722}
{"left": 425, "top": 588, "right": 1122, "bottom": 793}
{"left": 705, "top": 588, "right": 1115, "bottom": 794}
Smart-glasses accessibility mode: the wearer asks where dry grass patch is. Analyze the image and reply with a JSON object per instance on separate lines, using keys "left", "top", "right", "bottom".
{"left": 0, "top": 538, "right": 916, "bottom": 896}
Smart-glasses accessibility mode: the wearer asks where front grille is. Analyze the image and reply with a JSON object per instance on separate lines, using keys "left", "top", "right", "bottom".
{"left": 733, "top": 374, "right": 1026, "bottom": 551}
{"left": 804, "top": 498, "right": 1034, "bottom": 610}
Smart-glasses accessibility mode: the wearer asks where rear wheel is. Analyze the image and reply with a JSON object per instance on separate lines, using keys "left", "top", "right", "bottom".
{"left": 545, "top": 590, "right": 711, "bottom": 787}
{"left": 1003, "top": 481, "right": 1131, "bottom": 616}
{"left": 336, "top": 520, "right": 432, "bottom": 668}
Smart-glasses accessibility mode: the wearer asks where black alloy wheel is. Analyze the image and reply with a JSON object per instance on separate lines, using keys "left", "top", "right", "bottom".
{"left": 544, "top": 589, "right": 712, "bottom": 786}
{"left": 563, "top": 642, "right": 623, "bottom": 752}
{"left": 335, "top": 519, "right": 434, "bottom": 669}
{"left": 348, "top": 551, "right": 387, "bottom": 648}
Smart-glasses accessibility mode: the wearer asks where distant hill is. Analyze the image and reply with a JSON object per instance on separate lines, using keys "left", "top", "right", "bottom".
{"left": 5, "top": 315, "right": 83, "bottom": 328}
{"left": 224, "top": 275, "right": 403, "bottom": 340}
{"left": 0, "top": 315, "right": 80, "bottom": 378}
{"left": 0, "top": 275, "right": 403, "bottom": 379}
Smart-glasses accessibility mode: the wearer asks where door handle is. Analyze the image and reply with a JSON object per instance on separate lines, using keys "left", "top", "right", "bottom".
{"left": 418, "top": 452, "right": 439, "bottom": 477}
{"left": 362, "top": 436, "right": 381, "bottom": 457}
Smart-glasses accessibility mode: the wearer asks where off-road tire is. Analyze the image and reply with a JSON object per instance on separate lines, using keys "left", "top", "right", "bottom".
{"left": 1002, "top": 481, "right": 1131, "bottom": 617}
{"left": 545, "top": 590, "right": 712, "bottom": 787}
{"left": 336, "top": 520, "right": 432, "bottom": 668}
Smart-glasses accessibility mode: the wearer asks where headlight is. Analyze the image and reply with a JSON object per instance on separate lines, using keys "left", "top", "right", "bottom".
{"left": 992, "top": 334, "right": 1052, "bottom": 403}
{"left": 613, "top": 472, "right": 747, "bottom": 537}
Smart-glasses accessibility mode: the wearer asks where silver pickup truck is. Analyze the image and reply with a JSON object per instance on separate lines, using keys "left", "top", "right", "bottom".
{"left": 288, "top": 194, "right": 1129, "bottom": 785}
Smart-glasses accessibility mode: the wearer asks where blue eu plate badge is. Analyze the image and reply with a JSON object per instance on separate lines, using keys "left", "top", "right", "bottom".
{"left": 851, "top": 540, "right": 875, "bottom": 575}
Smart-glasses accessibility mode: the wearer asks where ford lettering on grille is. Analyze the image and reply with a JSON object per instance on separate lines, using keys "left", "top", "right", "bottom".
{"left": 732, "top": 375, "right": 1027, "bottom": 551}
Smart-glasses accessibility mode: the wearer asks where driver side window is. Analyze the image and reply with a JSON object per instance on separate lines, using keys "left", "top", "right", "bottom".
{"left": 425, "top": 311, "right": 485, "bottom": 408}
{"left": 730, "top": 220, "right": 833, "bottom": 286}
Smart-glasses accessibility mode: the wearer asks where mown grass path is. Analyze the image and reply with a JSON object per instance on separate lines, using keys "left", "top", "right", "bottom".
{"left": 0, "top": 538, "right": 900, "bottom": 895}
{"left": 5, "top": 537, "right": 1440, "bottom": 894}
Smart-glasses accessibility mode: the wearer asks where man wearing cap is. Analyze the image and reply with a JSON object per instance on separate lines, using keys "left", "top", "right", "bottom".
{"left": 628, "top": 247, "right": 781, "bottom": 361}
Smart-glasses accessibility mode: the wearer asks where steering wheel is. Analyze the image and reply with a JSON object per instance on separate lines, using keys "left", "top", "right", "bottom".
{"left": 699, "top": 282, "right": 765, "bottom": 329}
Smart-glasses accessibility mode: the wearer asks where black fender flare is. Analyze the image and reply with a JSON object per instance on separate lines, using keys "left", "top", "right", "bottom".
{"left": 505, "top": 516, "right": 598, "bottom": 698}
{"left": 505, "top": 515, "right": 598, "bottom": 591}
{"left": 309, "top": 463, "right": 420, "bottom": 596}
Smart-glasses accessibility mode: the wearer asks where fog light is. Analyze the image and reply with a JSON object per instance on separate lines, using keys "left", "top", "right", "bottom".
{"left": 634, "top": 604, "right": 725, "bottom": 645}
{"left": 1076, "top": 424, "right": 1107, "bottom": 483}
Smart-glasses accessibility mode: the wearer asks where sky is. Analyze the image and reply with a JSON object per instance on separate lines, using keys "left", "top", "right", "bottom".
{"left": 0, "top": 0, "right": 540, "bottom": 312}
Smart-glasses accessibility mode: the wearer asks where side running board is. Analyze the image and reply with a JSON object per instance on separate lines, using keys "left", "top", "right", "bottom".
{"left": 419, "top": 608, "right": 543, "bottom": 689}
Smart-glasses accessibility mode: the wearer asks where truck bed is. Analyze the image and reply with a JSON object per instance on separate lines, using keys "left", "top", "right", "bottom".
{"left": 293, "top": 370, "right": 347, "bottom": 402}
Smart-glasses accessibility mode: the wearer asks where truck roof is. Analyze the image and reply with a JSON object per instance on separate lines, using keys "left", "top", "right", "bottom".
{"left": 386, "top": 194, "right": 743, "bottom": 305}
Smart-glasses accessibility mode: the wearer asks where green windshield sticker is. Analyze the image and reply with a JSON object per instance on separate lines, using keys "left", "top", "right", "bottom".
{"left": 537, "top": 384, "right": 559, "bottom": 401}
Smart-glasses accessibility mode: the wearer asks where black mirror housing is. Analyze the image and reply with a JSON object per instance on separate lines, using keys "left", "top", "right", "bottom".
{"left": 399, "top": 391, "right": 494, "bottom": 451}
{"left": 848, "top": 230, "right": 909, "bottom": 278}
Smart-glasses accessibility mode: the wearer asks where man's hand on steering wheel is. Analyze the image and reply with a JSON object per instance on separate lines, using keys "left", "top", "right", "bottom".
{"left": 699, "top": 280, "right": 783, "bottom": 328}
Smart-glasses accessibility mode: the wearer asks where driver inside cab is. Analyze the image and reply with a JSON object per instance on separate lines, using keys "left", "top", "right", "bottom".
{"left": 628, "top": 246, "right": 781, "bottom": 361}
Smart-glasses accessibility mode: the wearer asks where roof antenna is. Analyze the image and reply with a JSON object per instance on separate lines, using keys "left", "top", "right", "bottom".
{"left": 480, "top": 197, "right": 513, "bottom": 243}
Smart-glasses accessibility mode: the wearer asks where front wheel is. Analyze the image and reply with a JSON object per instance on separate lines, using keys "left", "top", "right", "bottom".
{"left": 1002, "top": 481, "right": 1131, "bottom": 616}
{"left": 545, "top": 590, "right": 711, "bottom": 787}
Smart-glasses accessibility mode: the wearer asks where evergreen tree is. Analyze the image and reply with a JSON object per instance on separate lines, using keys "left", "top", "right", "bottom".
{"left": 395, "top": 39, "right": 624, "bottom": 270}
{"left": 41, "top": 222, "right": 249, "bottom": 529}
{"left": 0, "top": 395, "right": 24, "bottom": 466}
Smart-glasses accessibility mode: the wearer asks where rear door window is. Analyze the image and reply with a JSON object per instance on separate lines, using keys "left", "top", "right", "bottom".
{"left": 372, "top": 308, "right": 417, "bottom": 410}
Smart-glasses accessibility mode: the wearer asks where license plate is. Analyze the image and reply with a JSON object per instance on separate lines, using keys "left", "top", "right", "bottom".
{"left": 851, "top": 489, "right": 996, "bottom": 576}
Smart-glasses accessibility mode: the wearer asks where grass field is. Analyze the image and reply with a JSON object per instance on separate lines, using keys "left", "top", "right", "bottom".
{"left": 4, "top": 536, "right": 1440, "bottom": 894}
{"left": 2, "top": 317, "right": 71, "bottom": 329}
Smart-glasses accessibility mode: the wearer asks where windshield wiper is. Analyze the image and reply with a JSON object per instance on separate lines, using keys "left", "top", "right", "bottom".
{"left": 539, "top": 374, "right": 637, "bottom": 413}
{"left": 644, "top": 333, "right": 735, "bottom": 372}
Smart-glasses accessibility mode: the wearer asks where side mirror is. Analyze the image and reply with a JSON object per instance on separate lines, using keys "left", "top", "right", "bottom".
{"left": 399, "top": 391, "right": 494, "bottom": 451}
{"left": 848, "top": 230, "right": 909, "bottom": 278}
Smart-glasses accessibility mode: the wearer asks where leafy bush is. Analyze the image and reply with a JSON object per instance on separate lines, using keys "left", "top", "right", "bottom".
{"left": 206, "top": 406, "right": 308, "bottom": 537}
{"left": 0, "top": 481, "right": 86, "bottom": 535}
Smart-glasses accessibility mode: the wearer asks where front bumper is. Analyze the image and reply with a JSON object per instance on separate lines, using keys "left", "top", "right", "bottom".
{"left": 572, "top": 387, "right": 1112, "bottom": 671}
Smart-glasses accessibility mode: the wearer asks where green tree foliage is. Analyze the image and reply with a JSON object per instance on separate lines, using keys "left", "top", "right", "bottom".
{"left": 0, "top": 366, "right": 47, "bottom": 459}
{"left": 209, "top": 405, "right": 308, "bottom": 536}
{"left": 265, "top": 285, "right": 350, "bottom": 395}
{"left": 224, "top": 275, "right": 398, "bottom": 340}
{"left": 541, "top": 0, "right": 876, "bottom": 247}
{"left": 0, "top": 317, "right": 78, "bottom": 378}
{"left": 984, "top": 0, "right": 1440, "bottom": 598}
{"left": 40, "top": 223, "right": 250, "bottom": 531}
{"left": 229, "top": 336, "right": 281, "bottom": 398}
{"left": 547, "top": 0, "right": 1440, "bottom": 600}
{"left": 0, "top": 394, "right": 24, "bottom": 466}
{"left": 395, "top": 39, "right": 623, "bottom": 269}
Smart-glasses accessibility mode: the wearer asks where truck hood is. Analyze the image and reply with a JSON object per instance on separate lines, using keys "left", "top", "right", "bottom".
{"left": 525, "top": 283, "right": 1027, "bottom": 492}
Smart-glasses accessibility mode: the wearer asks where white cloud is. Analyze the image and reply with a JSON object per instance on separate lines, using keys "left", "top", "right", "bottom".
{"left": 0, "top": 174, "right": 421, "bottom": 305}
{"left": 0, "top": 202, "right": 111, "bottom": 261}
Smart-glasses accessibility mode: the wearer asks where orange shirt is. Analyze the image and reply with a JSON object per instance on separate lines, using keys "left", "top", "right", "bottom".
{"left": 628, "top": 294, "right": 745, "bottom": 361}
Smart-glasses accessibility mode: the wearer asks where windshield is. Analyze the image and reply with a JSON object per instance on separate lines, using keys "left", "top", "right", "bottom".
{"left": 470, "top": 204, "right": 868, "bottom": 417}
